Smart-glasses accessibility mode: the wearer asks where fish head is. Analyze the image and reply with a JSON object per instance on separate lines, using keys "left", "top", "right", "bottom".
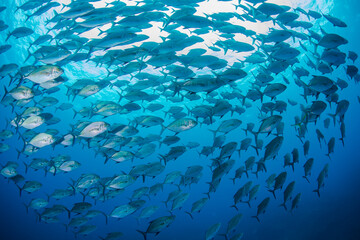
{"left": 52, "top": 66, "right": 64, "bottom": 77}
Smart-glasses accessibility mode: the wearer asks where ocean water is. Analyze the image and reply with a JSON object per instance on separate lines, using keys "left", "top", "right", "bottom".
{"left": 0, "top": 0, "right": 360, "bottom": 240}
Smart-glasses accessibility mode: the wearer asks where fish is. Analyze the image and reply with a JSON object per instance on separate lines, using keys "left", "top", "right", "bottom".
{"left": 291, "top": 193, "right": 301, "bottom": 213}
{"left": 6, "top": 27, "right": 33, "bottom": 41}
{"left": 243, "top": 184, "right": 260, "bottom": 207}
{"left": 0, "top": 0, "right": 357, "bottom": 239}
{"left": 339, "top": 122, "right": 346, "bottom": 145}
{"left": 252, "top": 197, "right": 270, "bottom": 222}
{"left": 303, "top": 140, "right": 310, "bottom": 156}
{"left": 161, "top": 118, "right": 197, "bottom": 135}
{"left": 328, "top": 98, "right": 349, "bottom": 124}
{"left": 224, "top": 213, "right": 243, "bottom": 237}
{"left": 17, "top": 180, "right": 42, "bottom": 197}
{"left": 110, "top": 204, "right": 137, "bottom": 219}
{"left": 24, "top": 198, "right": 49, "bottom": 213}
{"left": 254, "top": 115, "right": 282, "bottom": 139}
{"left": 303, "top": 158, "right": 314, "bottom": 183}
{"left": 79, "top": 121, "right": 109, "bottom": 138}
{"left": 108, "top": 174, "right": 135, "bottom": 190}
{"left": 26, "top": 65, "right": 64, "bottom": 84}
{"left": 268, "top": 172, "right": 287, "bottom": 199}
{"left": 209, "top": 119, "right": 242, "bottom": 137}
{"left": 279, "top": 181, "right": 295, "bottom": 210}
{"left": 1, "top": 161, "right": 18, "bottom": 178}
{"left": 185, "top": 198, "right": 208, "bottom": 219}
{"left": 138, "top": 206, "right": 160, "bottom": 221}
{"left": 99, "top": 232, "right": 123, "bottom": 240}
{"left": 323, "top": 14, "right": 347, "bottom": 27}
{"left": 264, "top": 136, "right": 284, "bottom": 161}
{"left": 205, "top": 222, "right": 222, "bottom": 240}
{"left": 27, "top": 133, "right": 55, "bottom": 148}
{"left": 326, "top": 137, "right": 335, "bottom": 159}
{"left": 137, "top": 215, "right": 176, "bottom": 240}
{"left": 74, "top": 225, "right": 97, "bottom": 238}
{"left": 308, "top": 76, "right": 334, "bottom": 92}
{"left": 313, "top": 164, "right": 329, "bottom": 197}
{"left": 171, "top": 192, "right": 190, "bottom": 211}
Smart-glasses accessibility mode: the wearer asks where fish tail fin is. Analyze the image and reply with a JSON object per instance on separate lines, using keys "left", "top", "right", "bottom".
{"left": 158, "top": 154, "right": 166, "bottom": 165}
{"left": 203, "top": 191, "right": 211, "bottom": 200}
{"left": 272, "top": 18, "right": 276, "bottom": 26}
{"left": 16, "top": 145, "right": 24, "bottom": 160}
{"left": 5, "top": 31, "right": 11, "bottom": 41}
{"left": 4, "top": 118, "right": 10, "bottom": 129}
{"left": 64, "top": 207, "right": 71, "bottom": 219}
{"left": 136, "top": 230, "right": 147, "bottom": 240}
{"left": 185, "top": 211, "right": 194, "bottom": 220}
{"left": 230, "top": 204, "right": 238, "bottom": 211}
{"left": 196, "top": 149, "right": 202, "bottom": 158}
{"left": 140, "top": 175, "right": 146, "bottom": 183}
{"left": 45, "top": 193, "right": 51, "bottom": 202}
{"left": 106, "top": 68, "right": 112, "bottom": 78}
{"left": 279, "top": 202, "right": 287, "bottom": 211}
{"left": 241, "top": 95, "right": 246, "bottom": 106}
{"left": 251, "top": 215, "right": 260, "bottom": 222}
{"left": 141, "top": 103, "right": 146, "bottom": 112}
{"left": 60, "top": 3, "right": 67, "bottom": 11}
{"left": 72, "top": 109, "right": 78, "bottom": 119}
{"left": 313, "top": 189, "right": 320, "bottom": 197}
{"left": 252, "top": 130, "right": 259, "bottom": 144}
{"left": 208, "top": 129, "right": 217, "bottom": 139}
{"left": 327, "top": 113, "right": 337, "bottom": 126}
{"left": 160, "top": 124, "right": 166, "bottom": 135}
{"left": 16, "top": 184, "right": 23, "bottom": 197}
{"left": 68, "top": 179, "right": 76, "bottom": 196}
{"left": 25, "top": 14, "right": 31, "bottom": 22}
{"left": 63, "top": 223, "right": 68, "bottom": 232}
{"left": 52, "top": 165, "right": 57, "bottom": 176}
{"left": 23, "top": 162, "right": 29, "bottom": 174}
{"left": 35, "top": 210, "right": 41, "bottom": 222}
{"left": 251, "top": 145, "right": 259, "bottom": 156}
{"left": 219, "top": 234, "right": 229, "bottom": 240}
{"left": 161, "top": 200, "right": 168, "bottom": 208}
{"left": 161, "top": 15, "right": 171, "bottom": 29}
{"left": 73, "top": 231, "right": 78, "bottom": 239}
{"left": 1, "top": 85, "right": 9, "bottom": 102}
{"left": 24, "top": 48, "right": 33, "bottom": 62}
{"left": 302, "top": 176, "right": 310, "bottom": 183}
{"left": 339, "top": 137, "right": 344, "bottom": 146}
{"left": 100, "top": 211, "right": 108, "bottom": 224}
{"left": 268, "top": 189, "right": 276, "bottom": 199}
{"left": 80, "top": 192, "right": 86, "bottom": 202}
{"left": 103, "top": 154, "right": 110, "bottom": 165}
{"left": 16, "top": 133, "right": 27, "bottom": 159}
{"left": 23, "top": 202, "right": 30, "bottom": 214}
{"left": 135, "top": 217, "right": 140, "bottom": 225}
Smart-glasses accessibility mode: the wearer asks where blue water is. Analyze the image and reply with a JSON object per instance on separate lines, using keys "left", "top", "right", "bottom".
{"left": 1, "top": 0, "right": 360, "bottom": 239}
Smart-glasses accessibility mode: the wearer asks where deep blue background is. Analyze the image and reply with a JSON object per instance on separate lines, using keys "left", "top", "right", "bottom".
{"left": 0, "top": 0, "right": 360, "bottom": 239}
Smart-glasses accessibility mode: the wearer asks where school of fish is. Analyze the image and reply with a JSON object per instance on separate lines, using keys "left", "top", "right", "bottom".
{"left": 0, "top": 0, "right": 359, "bottom": 239}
